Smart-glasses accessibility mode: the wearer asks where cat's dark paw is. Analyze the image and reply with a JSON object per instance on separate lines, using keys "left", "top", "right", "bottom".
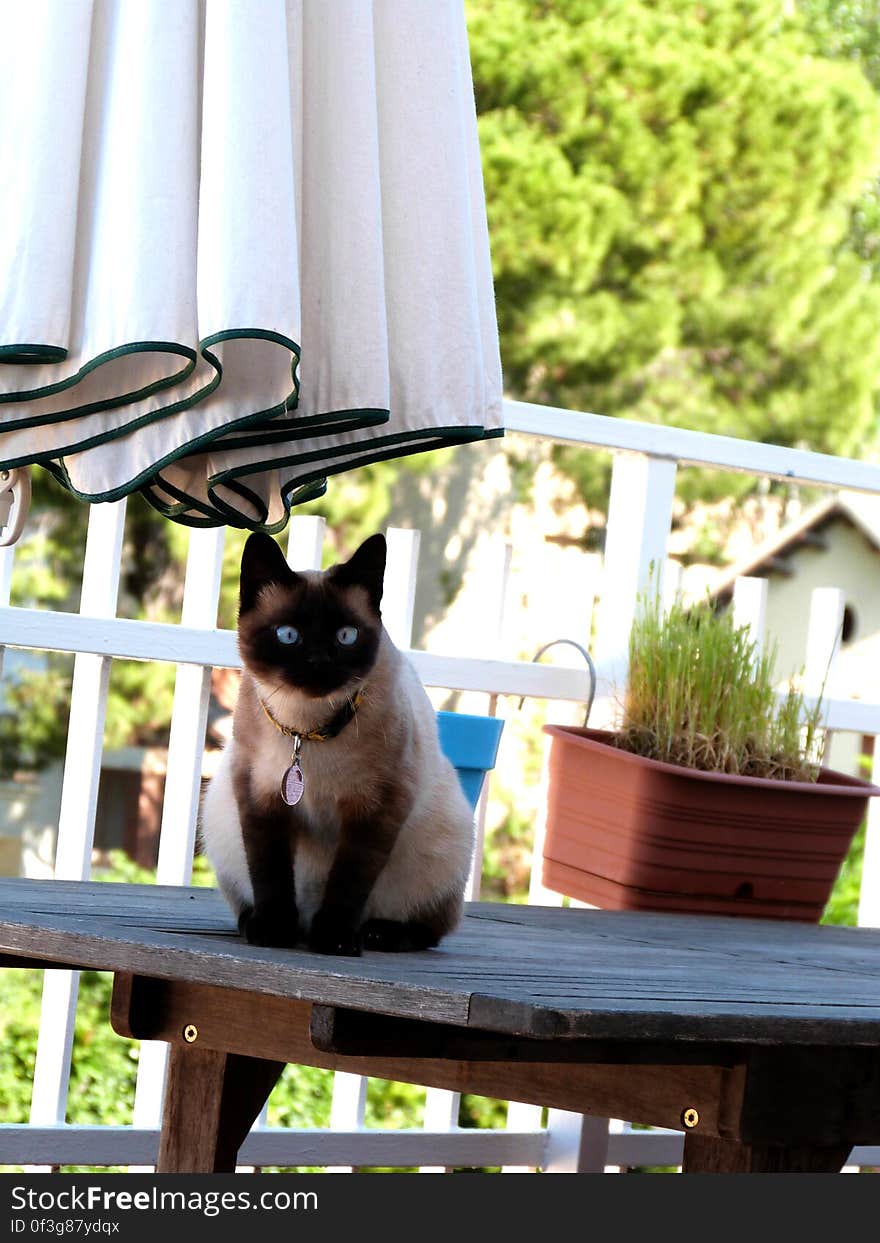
{"left": 238, "top": 903, "right": 299, "bottom": 948}
{"left": 361, "top": 918, "right": 439, "bottom": 952}
{"left": 307, "top": 909, "right": 363, "bottom": 957}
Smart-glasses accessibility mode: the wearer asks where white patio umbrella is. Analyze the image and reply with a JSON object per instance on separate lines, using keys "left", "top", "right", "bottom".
{"left": 0, "top": 0, "right": 503, "bottom": 530}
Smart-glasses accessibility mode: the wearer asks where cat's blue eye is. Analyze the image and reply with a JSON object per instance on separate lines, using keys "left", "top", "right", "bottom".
{"left": 274, "top": 624, "right": 300, "bottom": 645}
{"left": 336, "top": 625, "right": 359, "bottom": 647}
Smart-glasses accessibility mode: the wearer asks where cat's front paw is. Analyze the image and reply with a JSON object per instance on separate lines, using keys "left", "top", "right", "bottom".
{"left": 307, "top": 908, "right": 363, "bottom": 957}
{"left": 238, "top": 903, "right": 299, "bottom": 948}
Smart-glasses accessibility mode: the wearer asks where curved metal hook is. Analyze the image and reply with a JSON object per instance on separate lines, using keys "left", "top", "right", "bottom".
{"left": 0, "top": 467, "right": 31, "bottom": 548}
{"left": 517, "top": 638, "right": 597, "bottom": 728}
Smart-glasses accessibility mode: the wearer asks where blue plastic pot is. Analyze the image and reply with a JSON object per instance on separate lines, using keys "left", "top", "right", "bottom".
{"left": 436, "top": 711, "right": 505, "bottom": 811}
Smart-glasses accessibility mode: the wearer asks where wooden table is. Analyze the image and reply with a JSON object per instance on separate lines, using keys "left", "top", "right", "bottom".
{"left": 3, "top": 877, "right": 880, "bottom": 1174}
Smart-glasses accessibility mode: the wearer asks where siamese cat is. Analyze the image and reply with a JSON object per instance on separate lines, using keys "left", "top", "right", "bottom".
{"left": 200, "top": 531, "right": 475, "bottom": 956}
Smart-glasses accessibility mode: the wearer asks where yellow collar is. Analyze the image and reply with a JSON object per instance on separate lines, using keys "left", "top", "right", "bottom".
{"left": 258, "top": 687, "right": 367, "bottom": 742}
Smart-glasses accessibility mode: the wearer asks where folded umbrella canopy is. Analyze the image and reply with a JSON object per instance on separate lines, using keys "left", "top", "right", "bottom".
{"left": 0, "top": 0, "right": 503, "bottom": 530}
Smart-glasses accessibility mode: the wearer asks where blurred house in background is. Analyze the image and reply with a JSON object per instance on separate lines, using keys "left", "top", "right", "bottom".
{"left": 707, "top": 491, "right": 880, "bottom": 776}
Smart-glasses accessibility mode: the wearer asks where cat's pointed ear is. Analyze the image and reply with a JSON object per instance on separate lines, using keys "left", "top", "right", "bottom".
{"left": 239, "top": 532, "right": 298, "bottom": 614}
{"left": 332, "top": 533, "right": 386, "bottom": 613}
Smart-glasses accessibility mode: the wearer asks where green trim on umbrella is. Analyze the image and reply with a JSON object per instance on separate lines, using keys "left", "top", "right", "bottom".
{"left": 0, "top": 327, "right": 303, "bottom": 433}
{"left": 40, "top": 403, "right": 391, "bottom": 506}
{"left": 138, "top": 424, "right": 505, "bottom": 532}
{"left": 1, "top": 326, "right": 391, "bottom": 500}
{"left": 203, "top": 407, "right": 389, "bottom": 452}
{"left": 0, "top": 344, "right": 68, "bottom": 364}
{"left": 140, "top": 473, "right": 332, "bottom": 528}
{"left": 0, "top": 340, "right": 197, "bottom": 423}
{"left": 5, "top": 331, "right": 503, "bottom": 534}
{"left": 271, "top": 426, "right": 505, "bottom": 527}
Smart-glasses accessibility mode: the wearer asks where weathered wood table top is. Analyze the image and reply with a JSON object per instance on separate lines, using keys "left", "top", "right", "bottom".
{"left": 2, "top": 877, "right": 880, "bottom": 1046}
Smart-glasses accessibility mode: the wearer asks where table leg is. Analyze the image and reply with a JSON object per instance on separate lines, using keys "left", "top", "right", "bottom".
{"left": 682, "top": 1134, "right": 851, "bottom": 1174}
{"left": 157, "top": 1045, "right": 284, "bottom": 1173}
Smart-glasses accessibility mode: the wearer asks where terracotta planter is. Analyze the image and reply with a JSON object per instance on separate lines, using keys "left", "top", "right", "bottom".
{"left": 541, "top": 726, "right": 880, "bottom": 922}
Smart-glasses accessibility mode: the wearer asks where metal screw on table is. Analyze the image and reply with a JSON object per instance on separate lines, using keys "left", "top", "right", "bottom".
{"left": 681, "top": 1107, "right": 699, "bottom": 1129}
{"left": 182, "top": 1024, "right": 198, "bottom": 1044}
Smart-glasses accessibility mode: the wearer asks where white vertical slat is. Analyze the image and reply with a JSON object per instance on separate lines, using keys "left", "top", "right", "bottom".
{"left": 29, "top": 501, "right": 127, "bottom": 1138}
{"left": 732, "top": 575, "right": 768, "bottom": 663}
{"left": 286, "top": 514, "right": 326, "bottom": 571}
{"left": 803, "top": 587, "right": 844, "bottom": 697}
{"left": 155, "top": 527, "right": 226, "bottom": 884}
{"left": 543, "top": 1110, "right": 611, "bottom": 1172}
{"left": 803, "top": 587, "right": 844, "bottom": 767}
{"left": 591, "top": 454, "right": 678, "bottom": 724}
{"left": 484, "top": 539, "right": 513, "bottom": 657}
{"left": 503, "top": 1101, "right": 545, "bottom": 1173}
{"left": 420, "top": 1088, "right": 460, "bottom": 1172}
{"left": 527, "top": 547, "right": 599, "bottom": 656}
{"left": 324, "top": 1073, "right": 369, "bottom": 1174}
{"left": 383, "top": 527, "right": 421, "bottom": 647}
{"left": 132, "top": 527, "right": 226, "bottom": 1143}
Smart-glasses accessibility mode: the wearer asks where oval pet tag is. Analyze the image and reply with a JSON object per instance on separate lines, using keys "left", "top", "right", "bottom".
{"left": 281, "top": 762, "right": 305, "bottom": 806}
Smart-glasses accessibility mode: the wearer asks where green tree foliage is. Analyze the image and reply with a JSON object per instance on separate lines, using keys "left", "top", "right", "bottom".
{"left": 468, "top": 0, "right": 880, "bottom": 503}
{"left": 800, "top": 1, "right": 880, "bottom": 278}
{"left": 801, "top": 1, "right": 880, "bottom": 92}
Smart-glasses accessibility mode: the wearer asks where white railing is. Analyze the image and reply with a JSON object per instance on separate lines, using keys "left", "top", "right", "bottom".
{"left": 2, "top": 399, "right": 880, "bottom": 1172}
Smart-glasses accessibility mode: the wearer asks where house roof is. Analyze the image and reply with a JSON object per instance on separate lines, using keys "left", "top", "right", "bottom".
{"left": 708, "top": 492, "right": 880, "bottom": 604}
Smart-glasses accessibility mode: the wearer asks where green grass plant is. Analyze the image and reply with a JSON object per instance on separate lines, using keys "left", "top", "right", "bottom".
{"left": 618, "top": 594, "right": 826, "bottom": 782}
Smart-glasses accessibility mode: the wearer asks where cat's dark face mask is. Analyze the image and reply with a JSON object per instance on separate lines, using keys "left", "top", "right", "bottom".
{"left": 237, "top": 532, "right": 385, "bottom": 699}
